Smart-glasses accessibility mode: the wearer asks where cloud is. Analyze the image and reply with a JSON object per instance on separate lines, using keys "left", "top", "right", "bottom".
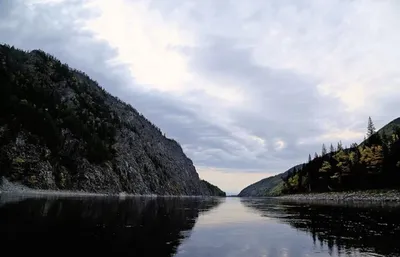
{"left": 1, "top": 0, "right": 400, "bottom": 194}
{"left": 84, "top": 0, "right": 196, "bottom": 93}
{"left": 274, "top": 140, "right": 286, "bottom": 151}
{"left": 197, "top": 167, "right": 275, "bottom": 196}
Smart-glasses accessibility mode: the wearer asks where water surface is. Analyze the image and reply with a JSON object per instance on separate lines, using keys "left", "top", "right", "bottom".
{"left": 1, "top": 195, "right": 400, "bottom": 257}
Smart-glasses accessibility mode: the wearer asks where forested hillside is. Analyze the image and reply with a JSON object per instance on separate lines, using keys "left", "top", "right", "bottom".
{"left": 0, "top": 44, "right": 225, "bottom": 196}
{"left": 238, "top": 164, "right": 302, "bottom": 197}
{"left": 282, "top": 117, "right": 400, "bottom": 194}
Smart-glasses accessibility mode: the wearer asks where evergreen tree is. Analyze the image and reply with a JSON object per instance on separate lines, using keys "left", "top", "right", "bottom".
{"left": 350, "top": 142, "right": 358, "bottom": 148}
{"left": 381, "top": 133, "right": 389, "bottom": 146}
{"left": 298, "top": 169, "right": 303, "bottom": 191}
{"left": 322, "top": 144, "right": 327, "bottom": 156}
{"left": 366, "top": 117, "right": 383, "bottom": 146}
{"left": 337, "top": 141, "right": 343, "bottom": 151}
{"left": 330, "top": 143, "right": 335, "bottom": 154}
{"left": 314, "top": 152, "right": 319, "bottom": 159}
{"left": 308, "top": 154, "right": 312, "bottom": 163}
{"left": 367, "top": 116, "right": 376, "bottom": 138}
{"left": 319, "top": 161, "right": 332, "bottom": 173}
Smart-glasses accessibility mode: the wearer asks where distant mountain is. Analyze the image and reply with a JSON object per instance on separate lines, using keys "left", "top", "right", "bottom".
{"left": 0, "top": 44, "right": 225, "bottom": 196}
{"left": 238, "top": 164, "right": 303, "bottom": 197}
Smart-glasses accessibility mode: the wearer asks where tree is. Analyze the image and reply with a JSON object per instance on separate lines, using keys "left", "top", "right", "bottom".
{"left": 381, "top": 133, "right": 389, "bottom": 146}
{"left": 349, "top": 150, "right": 360, "bottom": 166}
{"left": 308, "top": 154, "right": 312, "bottom": 163}
{"left": 350, "top": 142, "right": 358, "bottom": 148}
{"left": 319, "top": 161, "right": 332, "bottom": 173}
{"left": 330, "top": 144, "right": 335, "bottom": 154}
{"left": 333, "top": 150, "right": 350, "bottom": 187}
{"left": 334, "top": 150, "right": 349, "bottom": 169}
{"left": 337, "top": 141, "right": 343, "bottom": 151}
{"left": 314, "top": 152, "right": 319, "bottom": 159}
{"left": 395, "top": 127, "right": 400, "bottom": 138}
{"left": 322, "top": 144, "right": 327, "bottom": 156}
{"left": 367, "top": 116, "right": 376, "bottom": 138}
{"left": 360, "top": 145, "right": 384, "bottom": 171}
{"left": 366, "top": 117, "right": 382, "bottom": 146}
{"left": 298, "top": 169, "right": 303, "bottom": 191}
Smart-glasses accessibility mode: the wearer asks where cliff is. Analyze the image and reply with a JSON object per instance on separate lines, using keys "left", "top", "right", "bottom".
{"left": 0, "top": 44, "right": 225, "bottom": 196}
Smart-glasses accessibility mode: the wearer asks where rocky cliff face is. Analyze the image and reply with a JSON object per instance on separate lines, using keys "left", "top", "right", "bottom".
{"left": 0, "top": 44, "right": 225, "bottom": 196}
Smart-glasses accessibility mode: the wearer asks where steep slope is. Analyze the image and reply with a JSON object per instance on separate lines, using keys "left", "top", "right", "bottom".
{"left": 0, "top": 44, "right": 225, "bottom": 196}
{"left": 377, "top": 117, "right": 400, "bottom": 137}
{"left": 238, "top": 164, "right": 303, "bottom": 197}
{"left": 358, "top": 117, "right": 400, "bottom": 147}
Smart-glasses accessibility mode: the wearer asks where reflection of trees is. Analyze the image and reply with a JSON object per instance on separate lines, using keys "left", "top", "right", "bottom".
{"left": 0, "top": 196, "right": 222, "bottom": 256}
{"left": 241, "top": 198, "right": 400, "bottom": 257}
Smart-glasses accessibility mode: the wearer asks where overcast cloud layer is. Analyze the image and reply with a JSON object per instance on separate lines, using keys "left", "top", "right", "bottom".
{"left": 1, "top": 0, "right": 400, "bottom": 194}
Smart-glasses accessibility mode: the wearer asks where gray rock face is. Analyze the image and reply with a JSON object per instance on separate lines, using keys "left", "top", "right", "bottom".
{"left": 0, "top": 44, "right": 225, "bottom": 196}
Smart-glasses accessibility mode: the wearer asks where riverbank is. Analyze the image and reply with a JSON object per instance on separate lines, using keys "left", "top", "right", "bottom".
{"left": 0, "top": 178, "right": 217, "bottom": 198}
{"left": 278, "top": 190, "right": 400, "bottom": 202}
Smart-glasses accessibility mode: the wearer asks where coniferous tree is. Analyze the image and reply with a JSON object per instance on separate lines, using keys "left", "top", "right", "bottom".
{"left": 298, "top": 169, "right": 303, "bottom": 191}
{"left": 350, "top": 142, "right": 358, "bottom": 148}
{"left": 337, "top": 141, "right": 343, "bottom": 151}
{"left": 330, "top": 143, "right": 335, "bottom": 154}
{"left": 381, "top": 133, "right": 389, "bottom": 146}
{"left": 279, "top": 115, "right": 400, "bottom": 194}
{"left": 367, "top": 116, "right": 376, "bottom": 138}
{"left": 308, "top": 154, "right": 312, "bottom": 163}
{"left": 322, "top": 144, "right": 327, "bottom": 156}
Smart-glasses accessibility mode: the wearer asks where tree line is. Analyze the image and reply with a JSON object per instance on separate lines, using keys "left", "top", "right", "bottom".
{"left": 0, "top": 44, "right": 119, "bottom": 165}
{"left": 282, "top": 117, "right": 400, "bottom": 193}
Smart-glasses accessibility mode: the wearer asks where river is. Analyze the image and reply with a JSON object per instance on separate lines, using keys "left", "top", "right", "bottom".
{"left": 1, "top": 194, "right": 399, "bottom": 257}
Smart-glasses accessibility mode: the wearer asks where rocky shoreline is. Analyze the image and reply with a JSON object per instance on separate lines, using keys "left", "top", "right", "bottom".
{"left": 0, "top": 178, "right": 219, "bottom": 198}
{"left": 277, "top": 190, "right": 400, "bottom": 202}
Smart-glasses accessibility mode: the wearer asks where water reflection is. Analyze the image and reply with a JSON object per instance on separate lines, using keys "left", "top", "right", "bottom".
{"left": 241, "top": 198, "right": 400, "bottom": 257}
{"left": 2, "top": 195, "right": 400, "bottom": 257}
{"left": 0, "top": 194, "right": 222, "bottom": 257}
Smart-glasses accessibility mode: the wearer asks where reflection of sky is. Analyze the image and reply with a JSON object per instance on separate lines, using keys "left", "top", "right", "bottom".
{"left": 175, "top": 198, "right": 364, "bottom": 257}
{"left": 194, "top": 198, "right": 268, "bottom": 227}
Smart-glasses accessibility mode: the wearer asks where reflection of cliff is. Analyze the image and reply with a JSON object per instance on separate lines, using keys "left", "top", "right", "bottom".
{"left": 241, "top": 199, "right": 400, "bottom": 257}
{"left": 0, "top": 196, "right": 222, "bottom": 256}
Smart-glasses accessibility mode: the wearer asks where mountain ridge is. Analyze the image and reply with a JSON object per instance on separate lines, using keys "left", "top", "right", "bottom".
{"left": 0, "top": 44, "right": 225, "bottom": 196}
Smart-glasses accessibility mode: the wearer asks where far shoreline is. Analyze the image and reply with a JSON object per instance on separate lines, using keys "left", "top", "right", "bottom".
{"left": 0, "top": 190, "right": 219, "bottom": 198}
{"left": 0, "top": 177, "right": 226, "bottom": 199}
{"left": 276, "top": 190, "right": 400, "bottom": 202}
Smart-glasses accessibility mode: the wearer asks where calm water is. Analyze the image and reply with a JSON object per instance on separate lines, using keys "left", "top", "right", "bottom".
{"left": 1, "top": 195, "right": 400, "bottom": 257}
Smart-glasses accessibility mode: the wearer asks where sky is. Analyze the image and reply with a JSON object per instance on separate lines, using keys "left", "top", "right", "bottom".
{"left": 1, "top": 0, "right": 400, "bottom": 194}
